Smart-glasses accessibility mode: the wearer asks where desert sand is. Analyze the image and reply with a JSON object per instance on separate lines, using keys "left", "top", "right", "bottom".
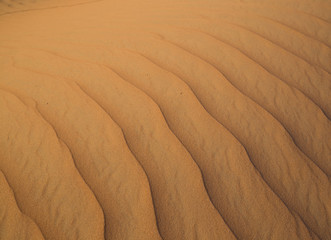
{"left": 0, "top": 0, "right": 330, "bottom": 239}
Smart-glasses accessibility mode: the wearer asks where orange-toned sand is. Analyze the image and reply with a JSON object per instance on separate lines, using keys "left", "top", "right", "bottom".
{"left": 0, "top": 0, "right": 330, "bottom": 239}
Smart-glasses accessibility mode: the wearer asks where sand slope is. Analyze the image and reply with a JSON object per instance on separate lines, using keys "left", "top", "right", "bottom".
{"left": 0, "top": 0, "right": 330, "bottom": 239}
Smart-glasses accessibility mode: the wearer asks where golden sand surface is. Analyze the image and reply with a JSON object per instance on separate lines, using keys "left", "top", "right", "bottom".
{"left": 0, "top": 0, "right": 330, "bottom": 239}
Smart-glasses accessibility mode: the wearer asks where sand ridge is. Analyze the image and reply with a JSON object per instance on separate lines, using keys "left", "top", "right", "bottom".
{"left": 0, "top": 0, "right": 330, "bottom": 239}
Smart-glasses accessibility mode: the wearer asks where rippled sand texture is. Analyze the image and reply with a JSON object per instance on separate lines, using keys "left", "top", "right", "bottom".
{"left": 0, "top": 0, "right": 330, "bottom": 239}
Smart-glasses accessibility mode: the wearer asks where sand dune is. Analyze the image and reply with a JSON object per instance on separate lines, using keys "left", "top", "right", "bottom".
{"left": 0, "top": 0, "right": 330, "bottom": 239}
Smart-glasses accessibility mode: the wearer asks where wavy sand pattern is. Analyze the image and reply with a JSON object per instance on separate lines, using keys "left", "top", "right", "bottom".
{"left": 0, "top": 0, "right": 330, "bottom": 239}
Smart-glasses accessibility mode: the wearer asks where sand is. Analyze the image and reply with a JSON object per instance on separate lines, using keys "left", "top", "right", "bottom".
{"left": 0, "top": 0, "right": 330, "bottom": 239}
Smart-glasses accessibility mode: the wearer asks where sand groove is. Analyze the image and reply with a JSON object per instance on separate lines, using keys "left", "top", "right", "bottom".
{"left": 1, "top": 58, "right": 236, "bottom": 239}
{"left": 99, "top": 49, "right": 316, "bottom": 240}
{"left": 1, "top": 66, "right": 162, "bottom": 240}
{"left": 147, "top": 28, "right": 331, "bottom": 176}
{"left": 0, "top": 170, "right": 45, "bottom": 240}
{"left": 180, "top": 23, "right": 331, "bottom": 119}
{"left": 210, "top": 19, "right": 331, "bottom": 74}
{"left": 194, "top": 8, "right": 331, "bottom": 49}
{"left": 0, "top": 0, "right": 330, "bottom": 239}
{"left": 0, "top": 89, "right": 105, "bottom": 239}
{"left": 9, "top": 47, "right": 314, "bottom": 239}
{"left": 110, "top": 37, "right": 330, "bottom": 238}
{"left": 0, "top": 0, "right": 105, "bottom": 16}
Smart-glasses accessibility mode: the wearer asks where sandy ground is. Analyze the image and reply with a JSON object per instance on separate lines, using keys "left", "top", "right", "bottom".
{"left": 0, "top": 0, "right": 330, "bottom": 239}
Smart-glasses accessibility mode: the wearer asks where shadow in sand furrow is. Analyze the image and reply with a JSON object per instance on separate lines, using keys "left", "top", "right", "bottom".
{"left": 196, "top": 13, "right": 331, "bottom": 74}
{"left": 100, "top": 48, "right": 315, "bottom": 240}
{"left": 225, "top": 4, "right": 331, "bottom": 47}
{"left": 7, "top": 43, "right": 318, "bottom": 240}
{"left": 225, "top": 21, "right": 331, "bottom": 74}
{"left": 6, "top": 39, "right": 330, "bottom": 238}
{"left": 257, "top": 15, "right": 331, "bottom": 48}
{"left": 152, "top": 22, "right": 331, "bottom": 120}
{"left": 0, "top": 0, "right": 104, "bottom": 16}
{"left": 204, "top": 0, "right": 331, "bottom": 23}
{"left": 0, "top": 169, "right": 45, "bottom": 240}
{"left": 0, "top": 0, "right": 330, "bottom": 239}
{"left": 75, "top": 80, "right": 236, "bottom": 239}
{"left": 184, "top": 22, "right": 331, "bottom": 119}
{"left": 113, "top": 124, "right": 165, "bottom": 240}
{"left": 5, "top": 45, "right": 237, "bottom": 239}
{"left": 70, "top": 69, "right": 236, "bottom": 240}
{"left": 0, "top": 67, "right": 162, "bottom": 240}
{"left": 30, "top": 111, "right": 109, "bottom": 240}
{"left": 120, "top": 36, "right": 330, "bottom": 239}
{"left": 186, "top": 6, "right": 331, "bottom": 48}
{"left": 2, "top": 47, "right": 236, "bottom": 239}
{"left": 35, "top": 86, "right": 162, "bottom": 240}
{"left": 1, "top": 61, "right": 234, "bottom": 239}
{"left": 0, "top": 89, "right": 105, "bottom": 240}
{"left": 149, "top": 28, "right": 331, "bottom": 177}
{"left": 94, "top": 66, "right": 238, "bottom": 237}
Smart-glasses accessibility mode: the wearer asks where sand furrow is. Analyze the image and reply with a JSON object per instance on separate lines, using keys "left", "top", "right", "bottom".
{"left": 72, "top": 75, "right": 236, "bottom": 240}
{"left": 186, "top": 3, "right": 331, "bottom": 47}
{"left": 117, "top": 37, "right": 331, "bottom": 239}
{"left": 194, "top": 1, "right": 331, "bottom": 23}
{"left": 182, "top": 22, "right": 331, "bottom": 119}
{"left": 72, "top": 71, "right": 237, "bottom": 240}
{"left": 148, "top": 28, "right": 331, "bottom": 176}
{"left": 0, "top": 0, "right": 105, "bottom": 17}
{"left": 193, "top": 7, "right": 331, "bottom": 49}
{"left": 9, "top": 36, "right": 328, "bottom": 237}
{"left": 35, "top": 83, "right": 162, "bottom": 240}
{"left": 125, "top": 47, "right": 325, "bottom": 215}
{"left": 0, "top": 89, "right": 105, "bottom": 240}
{"left": 197, "top": 13, "right": 331, "bottom": 74}
{"left": 75, "top": 80, "right": 237, "bottom": 239}
{"left": 97, "top": 47, "right": 315, "bottom": 240}
{"left": 224, "top": 21, "right": 331, "bottom": 74}
{"left": 237, "top": 5, "right": 331, "bottom": 47}
{"left": 0, "top": 170, "right": 45, "bottom": 240}
{"left": 237, "top": 1, "right": 331, "bottom": 23}
{"left": 113, "top": 125, "right": 165, "bottom": 240}
{"left": 0, "top": 1, "right": 329, "bottom": 239}
{"left": 299, "top": 11, "right": 331, "bottom": 24}
{"left": 149, "top": 25, "right": 328, "bottom": 119}
{"left": 259, "top": 15, "right": 331, "bottom": 48}
{"left": 0, "top": 65, "right": 162, "bottom": 240}
{"left": 1, "top": 56, "right": 235, "bottom": 240}
{"left": 258, "top": 15, "right": 331, "bottom": 48}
